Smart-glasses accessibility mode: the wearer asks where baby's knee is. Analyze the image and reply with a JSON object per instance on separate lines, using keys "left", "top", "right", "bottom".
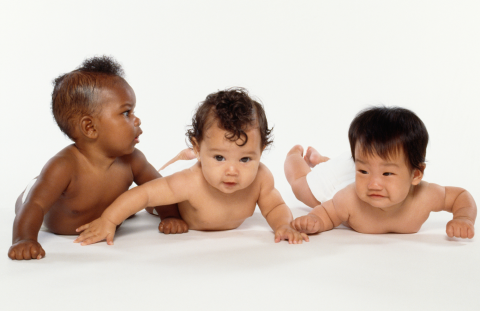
{"left": 287, "top": 145, "right": 304, "bottom": 157}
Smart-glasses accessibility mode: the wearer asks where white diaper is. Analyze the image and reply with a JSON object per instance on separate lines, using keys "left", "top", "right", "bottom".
{"left": 306, "top": 151, "right": 355, "bottom": 203}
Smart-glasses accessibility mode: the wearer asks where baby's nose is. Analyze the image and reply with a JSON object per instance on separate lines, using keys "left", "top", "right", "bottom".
{"left": 226, "top": 164, "right": 239, "bottom": 175}
{"left": 135, "top": 116, "right": 141, "bottom": 127}
{"left": 368, "top": 176, "right": 382, "bottom": 189}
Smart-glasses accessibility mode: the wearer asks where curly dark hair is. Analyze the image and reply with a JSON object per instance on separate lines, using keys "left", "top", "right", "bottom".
{"left": 51, "top": 55, "right": 125, "bottom": 140}
{"left": 186, "top": 88, "right": 273, "bottom": 149}
{"left": 348, "top": 106, "right": 429, "bottom": 171}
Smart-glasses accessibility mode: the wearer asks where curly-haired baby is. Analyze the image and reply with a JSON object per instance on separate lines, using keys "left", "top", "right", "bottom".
{"left": 75, "top": 88, "right": 308, "bottom": 245}
{"left": 8, "top": 56, "right": 177, "bottom": 260}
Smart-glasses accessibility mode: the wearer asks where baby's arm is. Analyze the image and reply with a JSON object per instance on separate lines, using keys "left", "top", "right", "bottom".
{"left": 284, "top": 145, "right": 321, "bottom": 208}
{"left": 8, "top": 157, "right": 72, "bottom": 260}
{"left": 257, "top": 164, "right": 309, "bottom": 244}
{"left": 129, "top": 149, "right": 188, "bottom": 234}
{"left": 442, "top": 186, "right": 476, "bottom": 238}
{"left": 291, "top": 187, "right": 349, "bottom": 234}
{"left": 74, "top": 171, "right": 189, "bottom": 245}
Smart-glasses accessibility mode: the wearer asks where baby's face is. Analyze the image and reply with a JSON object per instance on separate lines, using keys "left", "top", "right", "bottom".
{"left": 95, "top": 79, "right": 142, "bottom": 156}
{"left": 195, "top": 123, "right": 263, "bottom": 194}
{"left": 354, "top": 146, "right": 422, "bottom": 210}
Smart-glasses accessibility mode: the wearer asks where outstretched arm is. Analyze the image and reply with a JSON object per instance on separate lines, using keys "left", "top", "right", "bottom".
{"left": 443, "top": 186, "right": 476, "bottom": 238}
{"left": 129, "top": 149, "right": 188, "bottom": 234}
{"left": 291, "top": 187, "right": 349, "bottom": 234}
{"left": 75, "top": 172, "right": 189, "bottom": 245}
{"left": 8, "top": 157, "right": 71, "bottom": 260}
{"left": 257, "top": 164, "right": 309, "bottom": 244}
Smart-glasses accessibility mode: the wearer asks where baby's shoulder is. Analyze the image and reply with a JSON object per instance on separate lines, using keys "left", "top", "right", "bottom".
{"left": 256, "top": 162, "right": 275, "bottom": 186}
{"left": 43, "top": 145, "right": 78, "bottom": 172}
{"left": 331, "top": 184, "right": 358, "bottom": 214}
{"left": 412, "top": 181, "right": 445, "bottom": 211}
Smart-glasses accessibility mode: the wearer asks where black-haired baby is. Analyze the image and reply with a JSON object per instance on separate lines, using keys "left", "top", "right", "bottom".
{"left": 75, "top": 88, "right": 309, "bottom": 245}
{"left": 8, "top": 56, "right": 180, "bottom": 260}
{"left": 285, "top": 106, "right": 476, "bottom": 238}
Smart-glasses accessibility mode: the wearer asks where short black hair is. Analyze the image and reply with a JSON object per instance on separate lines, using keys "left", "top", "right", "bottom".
{"left": 51, "top": 55, "right": 125, "bottom": 140}
{"left": 186, "top": 88, "right": 273, "bottom": 148}
{"left": 348, "top": 106, "right": 428, "bottom": 171}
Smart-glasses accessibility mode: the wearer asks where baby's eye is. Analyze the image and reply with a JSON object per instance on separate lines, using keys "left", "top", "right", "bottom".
{"left": 383, "top": 172, "right": 394, "bottom": 176}
{"left": 240, "top": 157, "right": 251, "bottom": 163}
{"left": 358, "top": 170, "right": 368, "bottom": 174}
{"left": 214, "top": 155, "right": 225, "bottom": 161}
{"left": 123, "top": 110, "right": 131, "bottom": 117}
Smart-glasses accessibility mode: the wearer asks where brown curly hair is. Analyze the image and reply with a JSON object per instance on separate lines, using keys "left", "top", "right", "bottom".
{"left": 51, "top": 55, "right": 125, "bottom": 140}
{"left": 186, "top": 88, "right": 273, "bottom": 148}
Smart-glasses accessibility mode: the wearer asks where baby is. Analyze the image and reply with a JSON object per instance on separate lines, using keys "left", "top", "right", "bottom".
{"left": 8, "top": 56, "right": 180, "bottom": 260}
{"left": 285, "top": 106, "right": 476, "bottom": 238}
{"left": 74, "top": 88, "right": 308, "bottom": 245}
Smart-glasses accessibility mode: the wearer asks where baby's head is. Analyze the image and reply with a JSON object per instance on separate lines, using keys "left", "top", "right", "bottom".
{"left": 348, "top": 106, "right": 428, "bottom": 209}
{"left": 187, "top": 88, "right": 273, "bottom": 193}
{"left": 52, "top": 56, "right": 141, "bottom": 154}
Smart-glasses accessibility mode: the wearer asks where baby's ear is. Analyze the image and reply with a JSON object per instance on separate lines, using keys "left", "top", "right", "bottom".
{"left": 411, "top": 163, "right": 426, "bottom": 186}
{"left": 80, "top": 116, "right": 98, "bottom": 139}
{"left": 191, "top": 138, "right": 200, "bottom": 159}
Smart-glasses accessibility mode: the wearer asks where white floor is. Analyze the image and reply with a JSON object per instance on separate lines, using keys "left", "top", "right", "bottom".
{"left": 1, "top": 199, "right": 479, "bottom": 311}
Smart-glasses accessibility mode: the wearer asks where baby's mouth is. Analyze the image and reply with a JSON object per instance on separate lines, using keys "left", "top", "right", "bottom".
{"left": 223, "top": 182, "right": 237, "bottom": 187}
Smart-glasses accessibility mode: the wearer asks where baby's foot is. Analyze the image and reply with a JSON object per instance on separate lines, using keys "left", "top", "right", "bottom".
{"left": 304, "top": 147, "right": 330, "bottom": 168}
{"left": 159, "top": 148, "right": 196, "bottom": 171}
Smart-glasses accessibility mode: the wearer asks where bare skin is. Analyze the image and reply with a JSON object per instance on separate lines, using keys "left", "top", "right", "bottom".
{"left": 284, "top": 145, "right": 330, "bottom": 208}
{"left": 144, "top": 148, "right": 195, "bottom": 234}
{"left": 75, "top": 123, "right": 309, "bottom": 245}
{"left": 8, "top": 78, "right": 178, "bottom": 260}
{"left": 291, "top": 145, "right": 477, "bottom": 238}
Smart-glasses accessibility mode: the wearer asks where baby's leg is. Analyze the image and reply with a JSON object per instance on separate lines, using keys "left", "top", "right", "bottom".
{"left": 284, "top": 145, "right": 322, "bottom": 208}
{"left": 158, "top": 148, "right": 196, "bottom": 171}
{"left": 304, "top": 147, "right": 330, "bottom": 168}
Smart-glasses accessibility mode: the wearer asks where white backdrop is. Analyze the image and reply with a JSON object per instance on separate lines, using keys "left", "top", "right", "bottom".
{"left": 1, "top": 1, "right": 479, "bottom": 311}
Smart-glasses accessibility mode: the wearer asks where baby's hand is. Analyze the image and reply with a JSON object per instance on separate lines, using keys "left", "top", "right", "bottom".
{"left": 291, "top": 214, "right": 322, "bottom": 234}
{"left": 446, "top": 218, "right": 475, "bottom": 239}
{"left": 74, "top": 217, "right": 117, "bottom": 246}
{"left": 274, "top": 224, "right": 309, "bottom": 244}
{"left": 8, "top": 239, "right": 45, "bottom": 260}
{"left": 158, "top": 217, "right": 189, "bottom": 234}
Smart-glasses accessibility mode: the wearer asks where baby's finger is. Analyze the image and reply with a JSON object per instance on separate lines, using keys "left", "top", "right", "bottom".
{"left": 446, "top": 224, "right": 454, "bottom": 237}
{"left": 15, "top": 248, "right": 24, "bottom": 260}
{"left": 30, "top": 246, "right": 40, "bottom": 260}
{"left": 468, "top": 227, "right": 474, "bottom": 239}
{"left": 301, "top": 233, "right": 309, "bottom": 242}
{"left": 106, "top": 233, "right": 114, "bottom": 245}
{"left": 7, "top": 248, "right": 15, "bottom": 260}
{"left": 22, "top": 247, "right": 32, "bottom": 260}
{"left": 454, "top": 226, "right": 461, "bottom": 238}
{"left": 80, "top": 236, "right": 101, "bottom": 246}
{"left": 76, "top": 224, "right": 90, "bottom": 233}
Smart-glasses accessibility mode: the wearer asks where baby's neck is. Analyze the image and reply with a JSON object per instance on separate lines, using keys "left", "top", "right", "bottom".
{"left": 72, "top": 143, "right": 119, "bottom": 170}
